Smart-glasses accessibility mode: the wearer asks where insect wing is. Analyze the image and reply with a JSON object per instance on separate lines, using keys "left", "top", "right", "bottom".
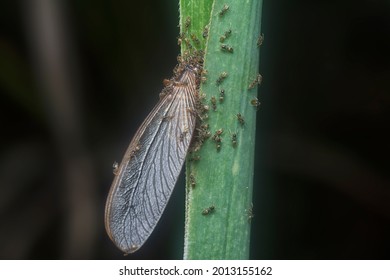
{"left": 105, "top": 69, "right": 197, "bottom": 254}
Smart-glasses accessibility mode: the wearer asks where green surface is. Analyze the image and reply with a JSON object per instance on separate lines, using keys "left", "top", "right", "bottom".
{"left": 180, "top": 0, "right": 263, "bottom": 259}
{"left": 179, "top": 0, "right": 213, "bottom": 53}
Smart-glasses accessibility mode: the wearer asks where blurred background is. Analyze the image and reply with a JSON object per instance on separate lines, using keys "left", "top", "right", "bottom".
{"left": 1, "top": 0, "right": 390, "bottom": 259}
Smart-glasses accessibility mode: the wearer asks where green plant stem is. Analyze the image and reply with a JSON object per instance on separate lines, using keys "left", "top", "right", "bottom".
{"left": 181, "top": 0, "right": 263, "bottom": 259}
{"left": 179, "top": 0, "right": 213, "bottom": 53}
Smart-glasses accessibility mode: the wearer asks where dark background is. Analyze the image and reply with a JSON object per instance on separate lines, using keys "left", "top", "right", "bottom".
{"left": 1, "top": 0, "right": 390, "bottom": 259}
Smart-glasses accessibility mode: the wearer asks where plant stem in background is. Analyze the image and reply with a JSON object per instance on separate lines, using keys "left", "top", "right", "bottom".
{"left": 179, "top": 0, "right": 213, "bottom": 54}
{"left": 180, "top": 0, "right": 263, "bottom": 259}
